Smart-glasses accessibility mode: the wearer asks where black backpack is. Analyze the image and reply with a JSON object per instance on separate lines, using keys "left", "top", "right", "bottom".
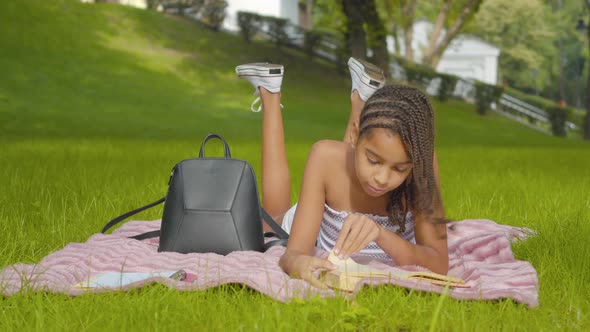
{"left": 101, "top": 134, "right": 289, "bottom": 254}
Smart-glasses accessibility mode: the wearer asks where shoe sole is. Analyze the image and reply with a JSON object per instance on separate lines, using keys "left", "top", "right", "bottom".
{"left": 348, "top": 58, "right": 385, "bottom": 88}
{"left": 236, "top": 63, "right": 284, "bottom": 77}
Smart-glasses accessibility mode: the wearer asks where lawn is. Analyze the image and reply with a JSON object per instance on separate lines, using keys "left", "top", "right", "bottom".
{"left": 0, "top": 0, "right": 589, "bottom": 330}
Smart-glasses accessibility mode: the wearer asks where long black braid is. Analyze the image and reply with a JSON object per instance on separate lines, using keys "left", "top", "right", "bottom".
{"left": 357, "top": 85, "right": 442, "bottom": 233}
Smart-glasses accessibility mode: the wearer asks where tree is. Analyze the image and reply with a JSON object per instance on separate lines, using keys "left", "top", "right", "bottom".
{"left": 472, "top": 0, "right": 556, "bottom": 90}
{"left": 340, "top": 0, "right": 367, "bottom": 59}
{"left": 421, "top": 0, "right": 483, "bottom": 68}
{"left": 339, "top": 0, "right": 390, "bottom": 73}
{"left": 364, "top": 0, "right": 390, "bottom": 76}
{"left": 546, "top": 0, "right": 587, "bottom": 105}
{"left": 378, "top": 0, "right": 480, "bottom": 66}
{"left": 312, "top": 0, "right": 345, "bottom": 30}
{"left": 146, "top": 0, "right": 161, "bottom": 10}
{"left": 583, "top": 0, "right": 590, "bottom": 140}
{"left": 401, "top": 0, "right": 417, "bottom": 63}
{"left": 299, "top": 0, "right": 314, "bottom": 30}
{"left": 381, "top": 0, "right": 417, "bottom": 62}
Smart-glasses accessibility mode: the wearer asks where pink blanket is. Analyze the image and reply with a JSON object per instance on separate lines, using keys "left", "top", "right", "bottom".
{"left": 0, "top": 219, "right": 539, "bottom": 307}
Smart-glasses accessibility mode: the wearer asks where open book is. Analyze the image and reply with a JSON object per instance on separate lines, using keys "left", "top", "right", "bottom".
{"left": 320, "top": 252, "right": 468, "bottom": 292}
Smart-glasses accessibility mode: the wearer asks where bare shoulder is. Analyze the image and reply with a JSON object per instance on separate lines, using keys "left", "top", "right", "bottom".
{"left": 306, "top": 140, "right": 351, "bottom": 183}
{"left": 308, "top": 139, "right": 350, "bottom": 162}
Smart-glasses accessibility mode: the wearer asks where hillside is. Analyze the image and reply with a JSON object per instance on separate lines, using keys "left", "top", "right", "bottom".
{"left": 1, "top": 0, "right": 586, "bottom": 149}
{"left": 1, "top": 1, "right": 589, "bottom": 331}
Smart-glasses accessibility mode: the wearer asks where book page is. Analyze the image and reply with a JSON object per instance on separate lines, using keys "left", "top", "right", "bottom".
{"left": 327, "top": 251, "right": 466, "bottom": 285}
{"left": 327, "top": 252, "right": 408, "bottom": 278}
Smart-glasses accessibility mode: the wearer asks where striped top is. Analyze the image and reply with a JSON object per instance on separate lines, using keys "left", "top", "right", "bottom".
{"left": 317, "top": 204, "right": 416, "bottom": 261}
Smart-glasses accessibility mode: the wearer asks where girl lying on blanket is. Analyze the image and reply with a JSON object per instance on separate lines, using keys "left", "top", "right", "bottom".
{"left": 235, "top": 58, "right": 448, "bottom": 289}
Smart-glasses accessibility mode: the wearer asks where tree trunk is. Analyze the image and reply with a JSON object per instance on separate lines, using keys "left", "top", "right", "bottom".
{"left": 382, "top": 0, "right": 400, "bottom": 55}
{"left": 391, "top": 25, "right": 401, "bottom": 55}
{"left": 585, "top": 26, "right": 590, "bottom": 140}
{"left": 364, "top": 0, "right": 390, "bottom": 77}
{"left": 558, "top": 47, "right": 567, "bottom": 104}
{"left": 425, "top": 0, "right": 452, "bottom": 62}
{"left": 555, "top": 0, "right": 567, "bottom": 104}
{"left": 306, "top": 0, "right": 313, "bottom": 29}
{"left": 299, "top": 0, "right": 314, "bottom": 30}
{"left": 422, "top": 0, "right": 482, "bottom": 68}
{"left": 402, "top": 0, "right": 417, "bottom": 62}
{"left": 146, "top": 0, "right": 160, "bottom": 10}
{"left": 341, "top": 0, "right": 367, "bottom": 59}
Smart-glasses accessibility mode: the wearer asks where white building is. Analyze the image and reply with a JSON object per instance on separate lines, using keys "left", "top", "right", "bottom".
{"left": 80, "top": 0, "right": 147, "bottom": 9}
{"left": 223, "top": 0, "right": 298, "bottom": 32}
{"left": 388, "top": 20, "right": 500, "bottom": 85}
{"left": 81, "top": 0, "right": 299, "bottom": 34}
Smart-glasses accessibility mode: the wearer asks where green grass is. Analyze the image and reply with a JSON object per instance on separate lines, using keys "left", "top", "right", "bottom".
{"left": 1, "top": 0, "right": 589, "bottom": 330}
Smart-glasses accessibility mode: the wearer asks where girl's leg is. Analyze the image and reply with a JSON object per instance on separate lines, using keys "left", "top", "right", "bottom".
{"left": 342, "top": 90, "right": 365, "bottom": 144}
{"left": 235, "top": 63, "right": 290, "bottom": 232}
{"left": 259, "top": 88, "right": 291, "bottom": 231}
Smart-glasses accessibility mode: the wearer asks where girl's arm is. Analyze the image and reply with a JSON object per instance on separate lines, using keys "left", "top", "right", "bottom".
{"left": 334, "top": 150, "right": 449, "bottom": 274}
{"left": 376, "top": 149, "right": 448, "bottom": 274}
{"left": 279, "top": 141, "right": 337, "bottom": 285}
{"left": 375, "top": 215, "right": 448, "bottom": 274}
{"left": 333, "top": 214, "right": 448, "bottom": 274}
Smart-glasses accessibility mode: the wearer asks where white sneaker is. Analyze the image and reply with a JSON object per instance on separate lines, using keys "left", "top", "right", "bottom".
{"left": 235, "top": 63, "right": 284, "bottom": 112}
{"left": 347, "top": 57, "right": 386, "bottom": 102}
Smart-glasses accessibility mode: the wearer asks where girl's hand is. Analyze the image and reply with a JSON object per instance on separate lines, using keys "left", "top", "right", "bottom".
{"left": 280, "top": 252, "right": 337, "bottom": 289}
{"left": 333, "top": 214, "right": 383, "bottom": 259}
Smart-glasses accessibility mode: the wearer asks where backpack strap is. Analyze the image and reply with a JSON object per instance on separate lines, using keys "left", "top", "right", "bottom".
{"left": 101, "top": 197, "right": 166, "bottom": 234}
{"left": 199, "top": 134, "right": 231, "bottom": 158}
{"left": 130, "top": 230, "right": 161, "bottom": 241}
{"left": 261, "top": 207, "right": 289, "bottom": 251}
{"left": 102, "top": 200, "right": 289, "bottom": 249}
{"left": 263, "top": 238, "right": 289, "bottom": 251}
{"left": 128, "top": 208, "right": 289, "bottom": 243}
{"left": 261, "top": 207, "right": 289, "bottom": 240}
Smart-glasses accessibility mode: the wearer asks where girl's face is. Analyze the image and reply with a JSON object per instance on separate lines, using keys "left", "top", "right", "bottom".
{"left": 354, "top": 128, "right": 413, "bottom": 197}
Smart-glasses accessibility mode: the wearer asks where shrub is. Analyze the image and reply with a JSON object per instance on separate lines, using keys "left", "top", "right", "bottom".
{"left": 199, "top": 0, "right": 227, "bottom": 31}
{"left": 568, "top": 109, "right": 585, "bottom": 131}
{"left": 404, "top": 63, "right": 436, "bottom": 87}
{"left": 475, "top": 82, "right": 503, "bottom": 115}
{"left": 547, "top": 106, "right": 571, "bottom": 137}
{"left": 437, "top": 73, "right": 458, "bottom": 101}
{"left": 303, "top": 30, "right": 322, "bottom": 58}
{"left": 237, "top": 11, "right": 262, "bottom": 43}
{"left": 146, "top": 0, "right": 160, "bottom": 10}
{"left": 312, "top": 29, "right": 346, "bottom": 71}
{"left": 265, "top": 16, "right": 289, "bottom": 48}
{"left": 161, "top": 0, "right": 194, "bottom": 14}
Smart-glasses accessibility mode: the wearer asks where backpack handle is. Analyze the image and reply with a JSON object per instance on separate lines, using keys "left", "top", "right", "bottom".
{"left": 199, "top": 134, "right": 231, "bottom": 158}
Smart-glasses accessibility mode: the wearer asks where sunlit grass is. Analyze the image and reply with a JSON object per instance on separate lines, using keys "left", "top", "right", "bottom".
{"left": 0, "top": 0, "right": 589, "bottom": 330}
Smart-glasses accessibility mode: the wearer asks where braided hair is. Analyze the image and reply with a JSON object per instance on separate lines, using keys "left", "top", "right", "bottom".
{"left": 357, "top": 84, "right": 442, "bottom": 233}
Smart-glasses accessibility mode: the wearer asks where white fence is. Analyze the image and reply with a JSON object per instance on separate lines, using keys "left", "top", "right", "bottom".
{"left": 390, "top": 61, "right": 578, "bottom": 135}
{"left": 168, "top": 8, "right": 581, "bottom": 136}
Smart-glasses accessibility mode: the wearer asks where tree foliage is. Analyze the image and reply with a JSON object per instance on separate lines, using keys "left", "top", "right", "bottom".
{"left": 379, "top": 0, "right": 417, "bottom": 62}
{"left": 421, "top": 0, "right": 484, "bottom": 68}
{"left": 376, "top": 0, "right": 483, "bottom": 67}
{"left": 472, "top": 0, "right": 556, "bottom": 89}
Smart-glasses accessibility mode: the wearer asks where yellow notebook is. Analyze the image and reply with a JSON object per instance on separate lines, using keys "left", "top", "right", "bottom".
{"left": 320, "top": 252, "right": 468, "bottom": 292}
